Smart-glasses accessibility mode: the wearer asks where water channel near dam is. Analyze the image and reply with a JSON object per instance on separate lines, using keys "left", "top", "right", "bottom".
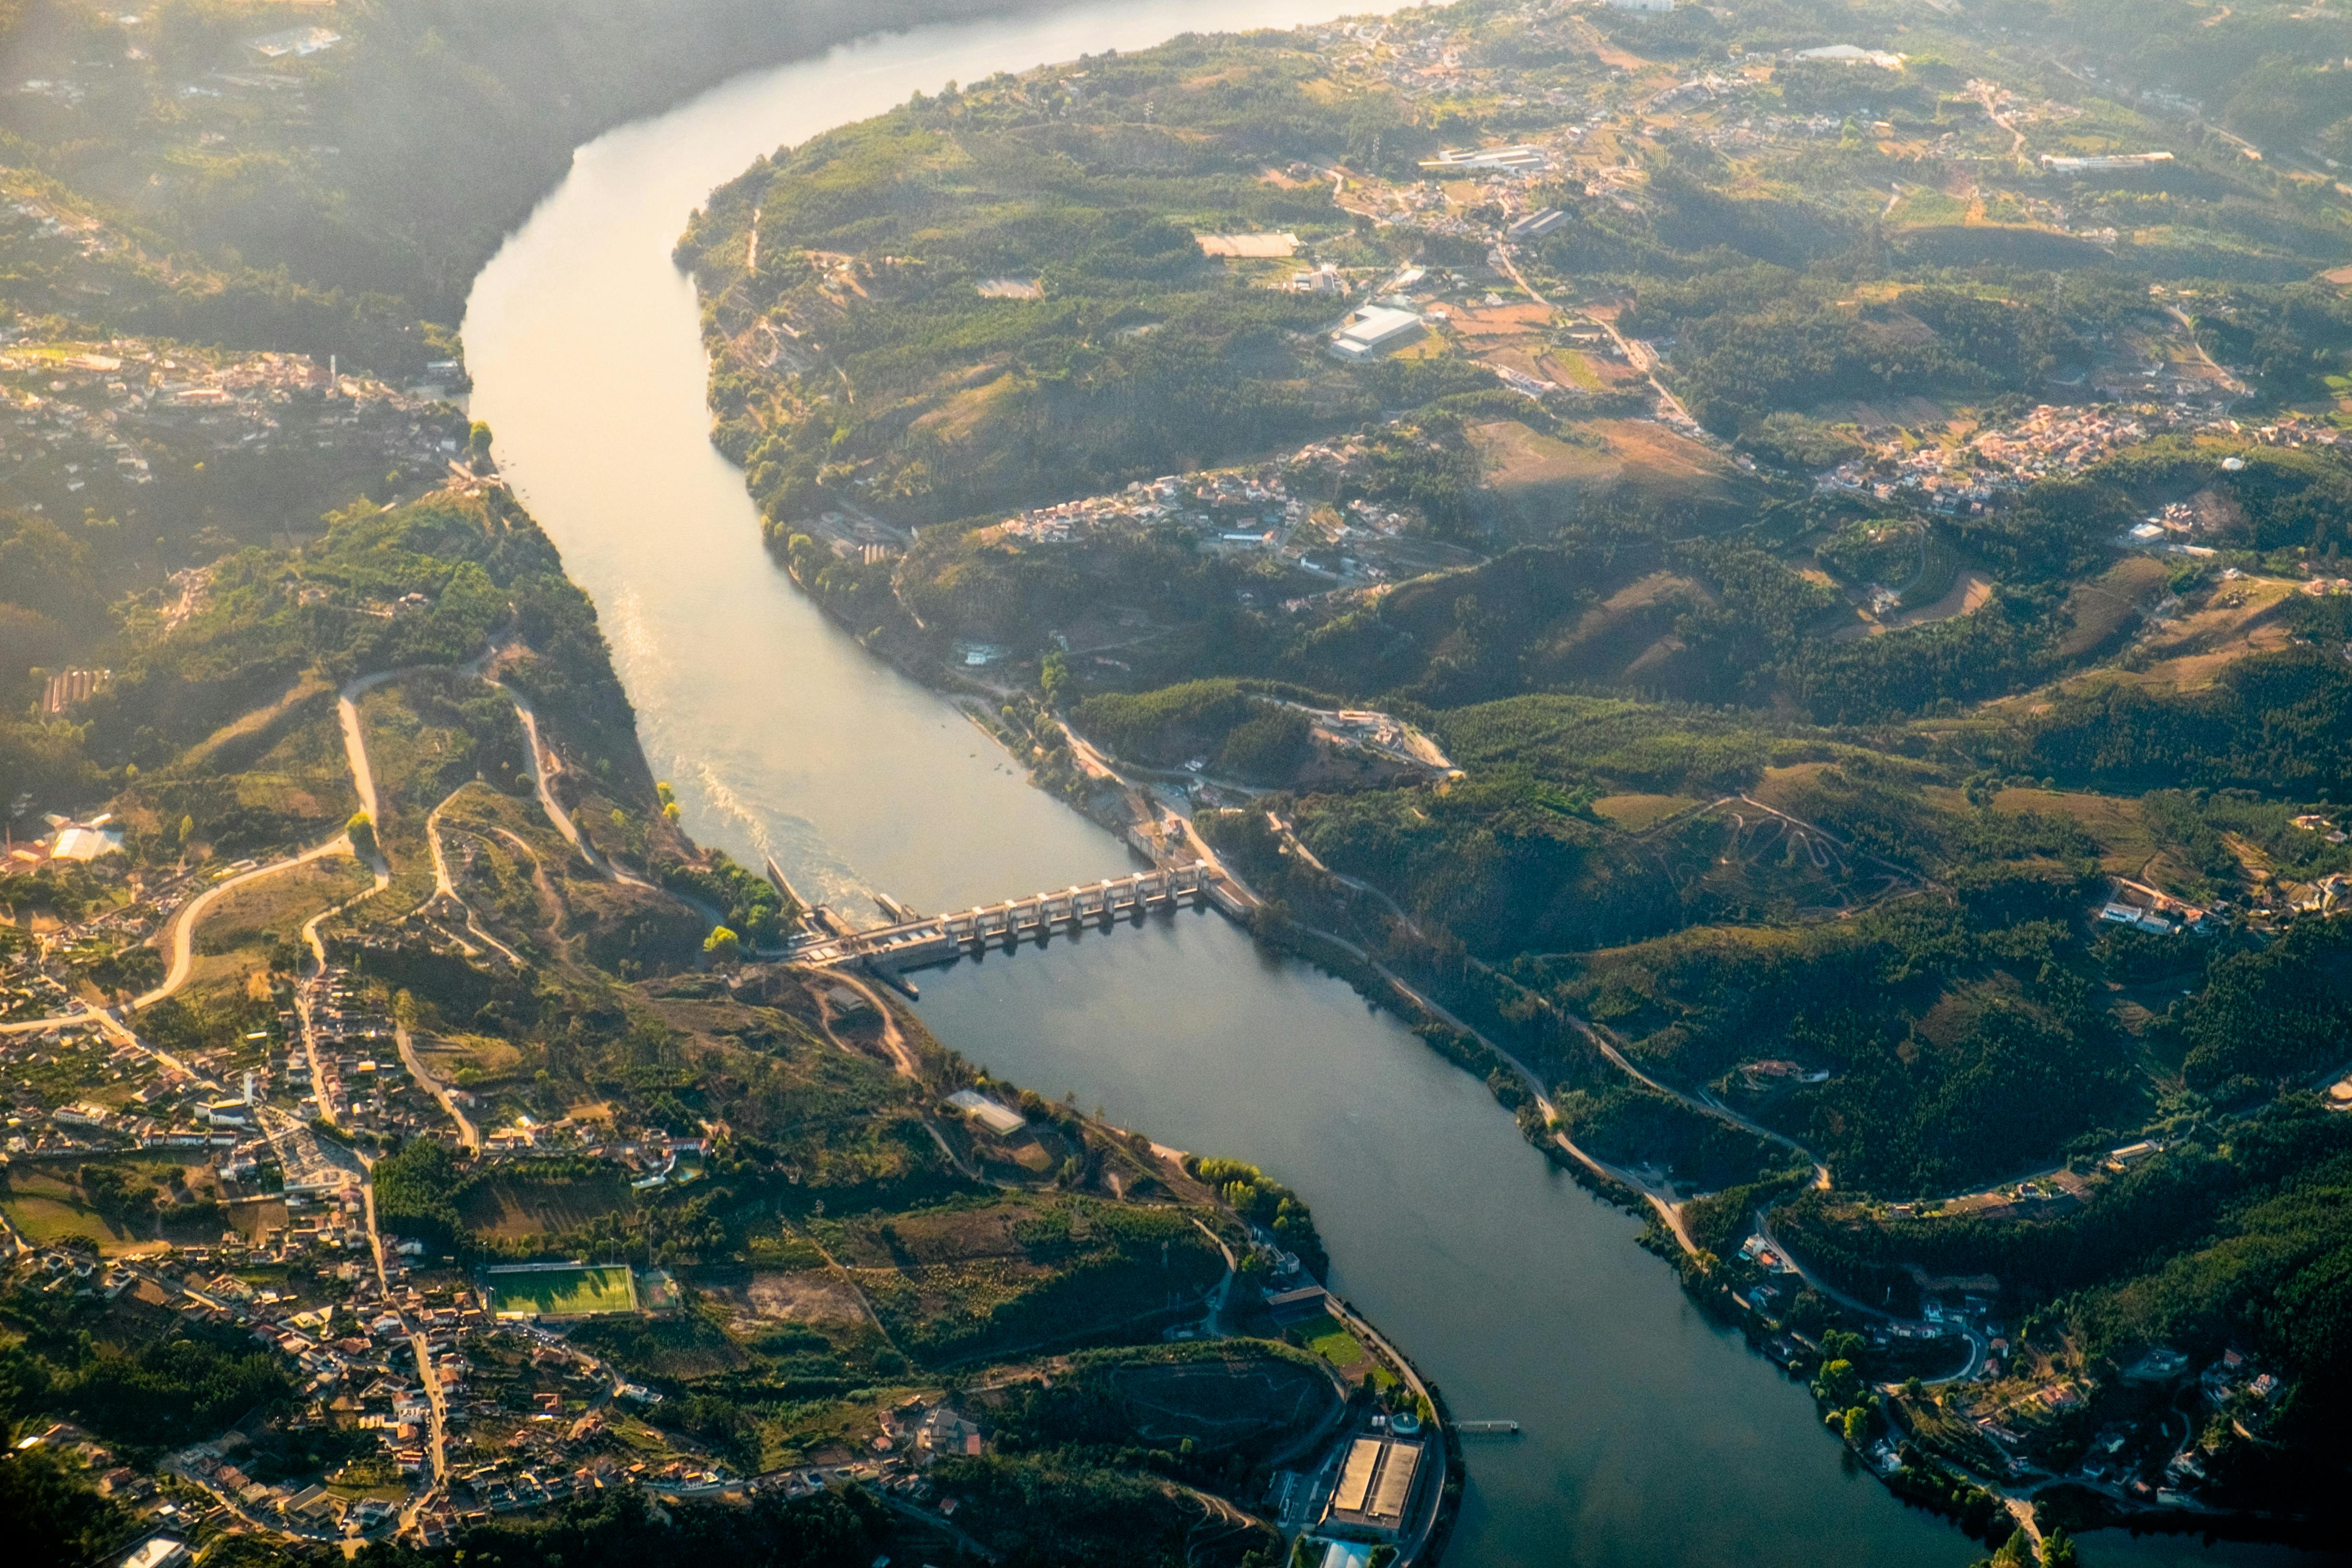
{"left": 459, "top": 6, "right": 2334, "bottom": 1564}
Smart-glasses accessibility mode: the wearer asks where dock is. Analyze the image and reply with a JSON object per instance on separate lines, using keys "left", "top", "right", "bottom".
{"left": 1455, "top": 1420, "right": 1521, "bottom": 1435}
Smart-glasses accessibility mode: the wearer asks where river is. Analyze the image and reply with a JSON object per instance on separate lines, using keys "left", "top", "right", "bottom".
{"left": 457, "top": 6, "right": 2334, "bottom": 1564}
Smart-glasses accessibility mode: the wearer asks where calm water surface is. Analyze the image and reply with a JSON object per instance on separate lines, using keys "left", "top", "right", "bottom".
{"left": 460, "top": 8, "right": 2336, "bottom": 1563}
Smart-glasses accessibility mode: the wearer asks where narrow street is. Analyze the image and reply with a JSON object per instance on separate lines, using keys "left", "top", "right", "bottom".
{"left": 361, "top": 1173, "right": 453, "bottom": 1520}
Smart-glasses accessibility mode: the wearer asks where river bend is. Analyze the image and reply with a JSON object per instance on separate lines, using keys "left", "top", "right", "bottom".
{"left": 460, "top": 8, "right": 2327, "bottom": 1564}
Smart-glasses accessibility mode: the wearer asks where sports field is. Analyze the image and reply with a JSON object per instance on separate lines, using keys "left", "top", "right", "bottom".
{"left": 485, "top": 1263, "right": 637, "bottom": 1318}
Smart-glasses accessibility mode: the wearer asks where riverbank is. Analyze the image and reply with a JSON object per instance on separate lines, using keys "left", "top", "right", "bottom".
{"left": 777, "top": 503, "right": 2337, "bottom": 1562}
{"left": 459, "top": 3, "right": 2336, "bottom": 1560}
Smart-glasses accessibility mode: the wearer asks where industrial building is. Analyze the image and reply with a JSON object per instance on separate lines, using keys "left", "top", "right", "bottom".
{"left": 1328, "top": 306, "right": 1425, "bottom": 362}
{"left": 1322, "top": 1435, "right": 1423, "bottom": 1534}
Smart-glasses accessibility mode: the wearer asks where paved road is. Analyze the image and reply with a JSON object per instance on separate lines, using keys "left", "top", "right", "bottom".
{"left": 1247, "top": 851, "right": 1702, "bottom": 1254}
{"left": 1267, "top": 813, "right": 1823, "bottom": 1225}
{"left": 1494, "top": 243, "right": 1702, "bottom": 431}
{"left": 1321, "top": 1293, "right": 1448, "bottom": 1568}
{"left": 360, "top": 1173, "right": 452, "bottom": 1519}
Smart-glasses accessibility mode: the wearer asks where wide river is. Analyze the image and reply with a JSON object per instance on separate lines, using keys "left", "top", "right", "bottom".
{"left": 460, "top": 6, "right": 2329, "bottom": 1564}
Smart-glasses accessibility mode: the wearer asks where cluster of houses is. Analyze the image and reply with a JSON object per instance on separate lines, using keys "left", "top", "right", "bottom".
{"left": 8, "top": 1218, "right": 728, "bottom": 1549}
{"left": 296, "top": 966, "right": 395, "bottom": 1129}
{"left": 998, "top": 468, "right": 1307, "bottom": 551}
{"left": 1822, "top": 404, "right": 2160, "bottom": 511}
{"left": 6, "top": 982, "right": 423, "bottom": 1173}
{"left": 980, "top": 436, "right": 1451, "bottom": 603}
{"left": 0, "top": 1025, "right": 239, "bottom": 1154}
{"left": 2094, "top": 877, "right": 2211, "bottom": 937}
{"left": 0, "top": 335, "right": 465, "bottom": 508}
{"left": 1826, "top": 405, "right": 2352, "bottom": 523}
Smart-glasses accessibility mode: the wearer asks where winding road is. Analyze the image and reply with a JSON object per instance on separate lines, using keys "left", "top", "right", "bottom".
{"left": 1, "top": 611, "right": 696, "bottom": 1056}
{"left": 1264, "top": 811, "right": 1825, "bottom": 1234}
{"left": 483, "top": 665, "right": 652, "bottom": 889}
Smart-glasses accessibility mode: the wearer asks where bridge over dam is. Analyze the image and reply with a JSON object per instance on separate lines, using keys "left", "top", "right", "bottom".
{"left": 782, "top": 862, "right": 1255, "bottom": 972}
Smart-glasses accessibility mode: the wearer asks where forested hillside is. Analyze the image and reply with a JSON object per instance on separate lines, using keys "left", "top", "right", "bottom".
{"left": 688, "top": 0, "right": 2352, "bottom": 1535}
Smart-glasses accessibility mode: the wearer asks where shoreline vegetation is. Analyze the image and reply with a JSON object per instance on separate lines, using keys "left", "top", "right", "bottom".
{"left": 769, "top": 476, "right": 2322, "bottom": 1565}
{"left": 683, "top": 0, "right": 2352, "bottom": 1560}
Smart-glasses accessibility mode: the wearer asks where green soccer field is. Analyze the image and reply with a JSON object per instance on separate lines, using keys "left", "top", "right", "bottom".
{"left": 486, "top": 1264, "right": 637, "bottom": 1318}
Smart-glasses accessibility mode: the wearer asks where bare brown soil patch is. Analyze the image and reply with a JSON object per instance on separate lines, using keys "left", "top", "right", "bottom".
{"left": 1580, "top": 417, "right": 1743, "bottom": 501}
{"left": 2055, "top": 557, "right": 2171, "bottom": 658}
{"left": 1450, "top": 301, "right": 1554, "bottom": 339}
{"left": 1880, "top": 569, "right": 1996, "bottom": 632}
{"left": 743, "top": 1269, "right": 869, "bottom": 1325}
{"left": 1470, "top": 419, "right": 1619, "bottom": 490}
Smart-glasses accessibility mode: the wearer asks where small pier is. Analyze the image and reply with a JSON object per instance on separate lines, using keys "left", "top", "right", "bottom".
{"left": 1455, "top": 1420, "right": 1521, "bottom": 1435}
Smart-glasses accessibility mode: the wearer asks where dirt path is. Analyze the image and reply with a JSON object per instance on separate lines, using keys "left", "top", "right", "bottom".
{"left": 418, "top": 787, "right": 526, "bottom": 968}
{"left": 397, "top": 1022, "right": 480, "bottom": 1152}
{"left": 338, "top": 670, "right": 399, "bottom": 881}
{"left": 483, "top": 669, "right": 653, "bottom": 890}
{"left": 490, "top": 824, "right": 577, "bottom": 959}
{"left": 785, "top": 1217, "right": 907, "bottom": 1361}
{"left": 134, "top": 833, "right": 361, "bottom": 1010}
{"left": 2166, "top": 304, "right": 2248, "bottom": 401}
{"left": 825, "top": 967, "right": 921, "bottom": 1078}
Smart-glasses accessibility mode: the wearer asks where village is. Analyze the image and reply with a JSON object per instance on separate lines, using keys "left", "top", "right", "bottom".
{"left": 0, "top": 332, "right": 468, "bottom": 521}
{"left": 0, "top": 1095, "right": 1440, "bottom": 1559}
{"left": 986, "top": 441, "right": 1432, "bottom": 585}
{"left": 1727, "top": 1188, "right": 2293, "bottom": 1520}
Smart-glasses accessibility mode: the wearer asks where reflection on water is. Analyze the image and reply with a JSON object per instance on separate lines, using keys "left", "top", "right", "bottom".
{"left": 460, "top": 5, "right": 2337, "bottom": 1563}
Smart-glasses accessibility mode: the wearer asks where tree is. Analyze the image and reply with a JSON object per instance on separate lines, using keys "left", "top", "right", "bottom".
{"left": 468, "top": 420, "right": 496, "bottom": 472}
{"left": 346, "top": 809, "right": 377, "bottom": 862}
{"left": 0, "top": 1444, "right": 125, "bottom": 1566}
{"left": 703, "top": 925, "right": 742, "bottom": 964}
{"left": 1814, "top": 1357, "right": 1863, "bottom": 1408}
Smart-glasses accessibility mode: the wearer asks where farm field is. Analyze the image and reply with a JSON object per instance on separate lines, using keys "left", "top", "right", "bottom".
{"left": 458, "top": 1171, "right": 635, "bottom": 1243}
{"left": 191, "top": 854, "right": 376, "bottom": 960}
